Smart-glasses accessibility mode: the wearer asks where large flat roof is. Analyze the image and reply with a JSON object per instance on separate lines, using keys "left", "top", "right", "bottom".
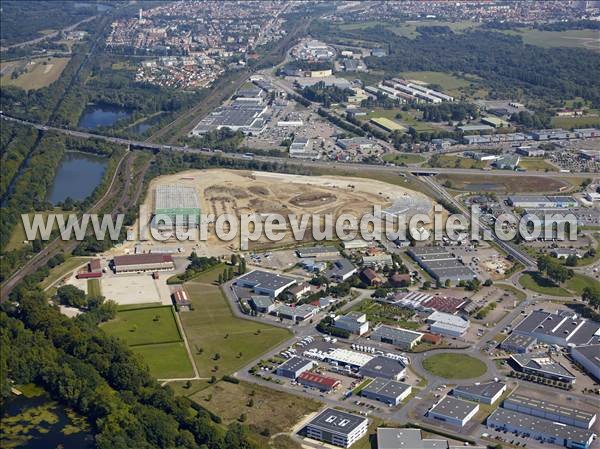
{"left": 155, "top": 184, "right": 200, "bottom": 211}
{"left": 453, "top": 382, "right": 506, "bottom": 401}
{"left": 572, "top": 344, "right": 600, "bottom": 370}
{"left": 359, "top": 355, "right": 406, "bottom": 377}
{"left": 277, "top": 356, "right": 313, "bottom": 373}
{"left": 510, "top": 353, "right": 575, "bottom": 379}
{"left": 429, "top": 396, "right": 479, "bottom": 420}
{"left": 371, "top": 324, "right": 423, "bottom": 344}
{"left": 113, "top": 253, "right": 173, "bottom": 266}
{"left": 362, "top": 378, "right": 410, "bottom": 399}
{"left": 236, "top": 270, "right": 296, "bottom": 291}
{"left": 307, "top": 408, "right": 368, "bottom": 436}
{"left": 488, "top": 408, "right": 594, "bottom": 444}
{"left": 504, "top": 393, "right": 596, "bottom": 424}
{"left": 513, "top": 310, "right": 600, "bottom": 346}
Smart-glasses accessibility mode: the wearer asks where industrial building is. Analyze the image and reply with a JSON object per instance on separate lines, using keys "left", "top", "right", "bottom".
{"left": 337, "top": 137, "right": 379, "bottom": 152}
{"left": 112, "top": 253, "right": 175, "bottom": 273}
{"left": 289, "top": 137, "right": 319, "bottom": 159}
{"left": 249, "top": 295, "right": 275, "bottom": 313}
{"left": 296, "top": 246, "right": 339, "bottom": 259}
{"left": 76, "top": 259, "right": 102, "bottom": 279}
{"left": 360, "top": 378, "right": 412, "bottom": 406}
{"left": 487, "top": 408, "right": 595, "bottom": 449}
{"left": 303, "top": 408, "right": 368, "bottom": 448}
{"left": 359, "top": 355, "right": 407, "bottom": 381}
{"left": 154, "top": 184, "right": 201, "bottom": 228}
{"left": 276, "top": 356, "right": 314, "bottom": 379}
{"left": 383, "top": 291, "right": 468, "bottom": 314}
{"left": 507, "top": 195, "right": 578, "bottom": 209}
{"left": 428, "top": 396, "right": 479, "bottom": 427}
{"left": 326, "top": 258, "right": 357, "bottom": 281}
{"left": 272, "top": 303, "right": 316, "bottom": 322}
{"left": 333, "top": 312, "right": 369, "bottom": 336}
{"left": 190, "top": 95, "right": 267, "bottom": 135}
{"left": 509, "top": 353, "right": 576, "bottom": 385}
{"left": 326, "top": 348, "right": 373, "bottom": 370}
{"left": 503, "top": 393, "right": 597, "bottom": 429}
{"left": 370, "top": 324, "right": 423, "bottom": 351}
{"left": 407, "top": 247, "right": 476, "bottom": 284}
{"left": 297, "top": 372, "right": 340, "bottom": 392}
{"left": 235, "top": 270, "right": 296, "bottom": 298}
{"left": 571, "top": 344, "right": 600, "bottom": 382}
{"left": 511, "top": 310, "right": 600, "bottom": 347}
{"left": 500, "top": 333, "right": 537, "bottom": 353}
{"left": 452, "top": 382, "right": 507, "bottom": 405}
{"left": 376, "top": 428, "right": 485, "bottom": 449}
{"left": 426, "top": 311, "right": 470, "bottom": 337}
{"left": 361, "top": 253, "right": 393, "bottom": 268}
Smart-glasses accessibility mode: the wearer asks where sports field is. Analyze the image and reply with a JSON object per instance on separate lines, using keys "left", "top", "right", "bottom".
{"left": 422, "top": 353, "right": 487, "bottom": 379}
{"left": 180, "top": 266, "right": 292, "bottom": 378}
{"left": 0, "top": 57, "right": 70, "bottom": 90}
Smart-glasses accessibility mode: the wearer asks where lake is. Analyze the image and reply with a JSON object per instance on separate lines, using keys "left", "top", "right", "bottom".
{"left": 131, "top": 114, "right": 164, "bottom": 135}
{"left": 48, "top": 152, "right": 108, "bottom": 204}
{"left": 1, "top": 386, "right": 94, "bottom": 449}
{"left": 78, "top": 103, "right": 132, "bottom": 130}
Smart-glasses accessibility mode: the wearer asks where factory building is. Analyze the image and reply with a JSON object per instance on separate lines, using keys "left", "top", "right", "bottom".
{"left": 276, "top": 356, "right": 314, "bottom": 379}
{"left": 571, "top": 344, "right": 600, "bottom": 382}
{"left": 452, "top": 382, "right": 507, "bottom": 405}
{"left": 249, "top": 295, "right": 275, "bottom": 314}
{"left": 297, "top": 372, "right": 340, "bottom": 392}
{"left": 326, "top": 348, "right": 373, "bottom": 370}
{"left": 487, "top": 408, "right": 595, "bottom": 449}
{"left": 370, "top": 324, "right": 423, "bottom": 351}
{"left": 511, "top": 310, "right": 600, "bottom": 347}
{"left": 500, "top": 333, "right": 537, "bottom": 353}
{"left": 426, "top": 311, "right": 470, "bottom": 337}
{"left": 509, "top": 353, "right": 576, "bottom": 385}
{"left": 507, "top": 195, "right": 577, "bottom": 208}
{"left": 359, "top": 356, "right": 407, "bottom": 381}
{"left": 326, "top": 258, "right": 357, "bottom": 281}
{"left": 296, "top": 246, "right": 339, "bottom": 259}
{"left": 361, "top": 253, "right": 393, "bottom": 268}
{"left": 333, "top": 312, "right": 369, "bottom": 336}
{"left": 407, "top": 246, "right": 476, "bottom": 284}
{"left": 235, "top": 270, "right": 296, "bottom": 298}
{"left": 112, "top": 253, "right": 175, "bottom": 273}
{"left": 303, "top": 408, "right": 368, "bottom": 448}
{"left": 190, "top": 96, "right": 267, "bottom": 136}
{"left": 272, "top": 303, "right": 317, "bottom": 322}
{"left": 154, "top": 184, "right": 201, "bottom": 228}
{"left": 360, "top": 378, "right": 412, "bottom": 406}
{"left": 428, "top": 396, "right": 479, "bottom": 427}
{"left": 377, "top": 428, "right": 486, "bottom": 449}
{"left": 503, "top": 393, "right": 596, "bottom": 429}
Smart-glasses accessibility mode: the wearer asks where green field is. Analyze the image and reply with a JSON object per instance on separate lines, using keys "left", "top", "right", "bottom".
{"left": 131, "top": 342, "right": 193, "bottom": 379}
{"left": 565, "top": 274, "right": 600, "bottom": 296}
{"left": 518, "top": 158, "right": 558, "bottom": 172}
{"left": 0, "top": 57, "right": 71, "bottom": 90}
{"left": 551, "top": 114, "right": 600, "bottom": 129}
{"left": 435, "top": 173, "right": 569, "bottom": 193}
{"left": 429, "top": 155, "right": 486, "bottom": 170}
{"left": 400, "top": 71, "right": 472, "bottom": 92}
{"left": 518, "top": 272, "right": 571, "bottom": 297}
{"left": 101, "top": 306, "right": 182, "bottom": 346}
{"left": 422, "top": 353, "right": 487, "bottom": 379}
{"left": 180, "top": 267, "right": 292, "bottom": 378}
{"left": 7, "top": 209, "right": 70, "bottom": 251}
{"left": 383, "top": 152, "right": 426, "bottom": 165}
{"left": 502, "top": 28, "right": 600, "bottom": 51}
{"left": 388, "top": 20, "right": 479, "bottom": 39}
{"left": 86, "top": 279, "right": 101, "bottom": 297}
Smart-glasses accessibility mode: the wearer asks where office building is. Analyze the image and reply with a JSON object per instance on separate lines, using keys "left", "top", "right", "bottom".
{"left": 428, "top": 396, "right": 479, "bottom": 427}
{"left": 377, "top": 428, "right": 486, "bottom": 449}
{"left": 303, "top": 408, "right": 368, "bottom": 448}
{"left": 334, "top": 312, "right": 369, "bottom": 336}
{"left": 452, "top": 382, "right": 507, "bottom": 405}
{"left": 235, "top": 270, "right": 296, "bottom": 298}
{"left": 370, "top": 324, "right": 423, "bottom": 351}
{"left": 361, "top": 378, "right": 411, "bottom": 406}
{"left": 276, "top": 356, "right": 314, "bottom": 379}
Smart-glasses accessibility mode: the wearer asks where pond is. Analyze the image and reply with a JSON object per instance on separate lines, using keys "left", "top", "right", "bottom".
{"left": 1, "top": 385, "right": 94, "bottom": 449}
{"left": 130, "top": 114, "right": 164, "bottom": 136}
{"left": 78, "top": 103, "right": 132, "bottom": 130}
{"left": 48, "top": 152, "right": 108, "bottom": 204}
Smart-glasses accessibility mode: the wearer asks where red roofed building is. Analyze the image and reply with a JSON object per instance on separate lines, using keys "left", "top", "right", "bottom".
{"left": 422, "top": 295, "right": 467, "bottom": 314}
{"left": 361, "top": 268, "right": 384, "bottom": 287}
{"left": 172, "top": 289, "right": 191, "bottom": 311}
{"left": 390, "top": 272, "right": 411, "bottom": 287}
{"left": 297, "top": 372, "right": 341, "bottom": 391}
{"left": 113, "top": 253, "right": 174, "bottom": 273}
{"left": 422, "top": 333, "right": 442, "bottom": 344}
{"left": 76, "top": 259, "right": 103, "bottom": 279}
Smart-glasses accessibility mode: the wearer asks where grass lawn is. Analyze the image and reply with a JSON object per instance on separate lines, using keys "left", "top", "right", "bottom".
{"left": 132, "top": 342, "right": 193, "bottom": 379}
{"left": 0, "top": 57, "right": 70, "bottom": 90}
{"left": 87, "top": 279, "right": 101, "bottom": 297}
{"left": 518, "top": 158, "right": 558, "bottom": 172}
{"left": 429, "top": 155, "right": 486, "bottom": 170}
{"left": 518, "top": 272, "right": 571, "bottom": 297}
{"left": 180, "top": 267, "right": 292, "bottom": 378}
{"left": 551, "top": 115, "right": 600, "bottom": 129}
{"left": 191, "top": 380, "right": 321, "bottom": 434}
{"left": 383, "top": 153, "right": 426, "bottom": 165}
{"left": 422, "top": 353, "right": 487, "bottom": 379}
{"left": 565, "top": 274, "right": 600, "bottom": 296}
{"left": 101, "top": 306, "right": 182, "bottom": 346}
{"left": 40, "top": 256, "right": 91, "bottom": 290}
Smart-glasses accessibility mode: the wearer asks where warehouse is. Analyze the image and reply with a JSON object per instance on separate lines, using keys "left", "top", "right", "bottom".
{"left": 377, "top": 428, "right": 485, "bottom": 449}
{"left": 337, "top": 137, "right": 379, "bottom": 151}
{"left": 235, "top": 270, "right": 296, "bottom": 297}
{"left": 359, "top": 356, "right": 406, "bottom": 381}
{"left": 370, "top": 324, "right": 423, "bottom": 351}
{"left": 326, "top": 348, "right": 373, "bottom": 370}
{"left": 452, "top": 381, "right": 506, "bottom": 405}
{"left": 361, "top": 378, "right": 411, "bottom": 406}
{"left": 272, "top": 303, "right": 316, "bottom": 322}
{"left": 509, "top": 353, "right": 576, "bottom": 385}
{"left": 154, "top": 184, "right": 201, "bottom": 228}
{"left": 503, "top": 393, "right": 597, "bottom": 429}
{"left": 112, "top": 254, "right": 175, "bottom": 273}
{"left": 428, "top": 396, "right": 479, "bottom": 427}
{"left": 571, "top": 344, "right": 600, "bottom": 382}
{"left": 426, "top": 311, "right": 470, "bottom": 337}
{"left": 297, "top": 372, "right": 340, "bottom": 392}
{"left": 326, "top": 258, "right": 357, "bottom": 281}
{"left": 296, "top": 246, "right": 339, "bottom": 259}
{"left": 500, "top": 333, "right": 537, "bottom": 353}
{"left": 487, "top": 408, "right": 595, "bottom": 449}
{"left": 459, "top": 124, "right": 494, "bottom": 133}
{"left": 481, "top": 116, "right": 510, "bottom": 128}
{"left": 407, "top": 247, "right": 476, "bottom": 284}
{"left": 276, "top": 356, "right": 314, "bottom": 379}
{"left": 334, "top": 312, "right": 369, "bottom": 336}
{"left": 249, "top": 295, "right": 275, "bottom": 313}
{"left": 507, "top": 195, "right": 577, "bottom": 209}
{"left": 361, "top": 253, "right": 393, "bottom": 268}
{"left": 190, "top": 100, "right": 267, "bottom": 135}
{"left": 289, "top": 137, "right": 318, "bottom": 159}
{"left": 303, "top": 408, "right": 368, "bottom": 448}
{"left": 512, "top": 310, "right": 600, "bottom": 347}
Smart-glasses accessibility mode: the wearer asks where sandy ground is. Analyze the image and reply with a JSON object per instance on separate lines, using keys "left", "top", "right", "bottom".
{"left": 131, "top": 169, "right": 433, "bottom": 252}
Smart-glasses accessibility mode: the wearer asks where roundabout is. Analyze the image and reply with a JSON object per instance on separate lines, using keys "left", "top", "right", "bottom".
{"left": 421, "top": 353, "right": 488, "bottom": 380}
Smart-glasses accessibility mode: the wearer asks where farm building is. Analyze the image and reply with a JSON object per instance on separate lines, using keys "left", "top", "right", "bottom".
{"left": 112, "top": 254, "right": 175, "bottom": 273}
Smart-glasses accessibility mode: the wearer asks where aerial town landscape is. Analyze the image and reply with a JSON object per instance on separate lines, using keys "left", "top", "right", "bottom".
{"left": 0, "top": 1, "right": 599, "bottom": 449}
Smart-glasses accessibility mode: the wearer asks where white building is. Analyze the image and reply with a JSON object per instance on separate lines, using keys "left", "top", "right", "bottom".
{"left": 304, "top": 408, "right": 368, "bottom": 448}
{"left": 334, "top": 312, "right": 369, "bottom": 336}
